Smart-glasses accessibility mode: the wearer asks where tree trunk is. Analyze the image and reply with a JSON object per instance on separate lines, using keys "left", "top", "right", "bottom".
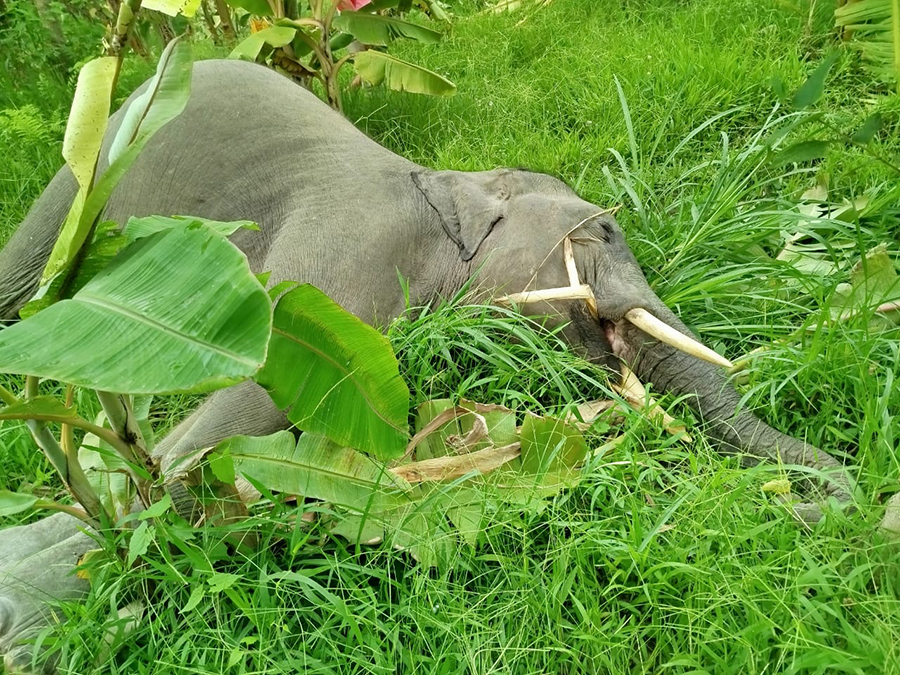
{"left": 214, "top": 0, "right": 234, "bottom": 40}
{"left": 201, "top": 0, "right": 221, "bottom": 44}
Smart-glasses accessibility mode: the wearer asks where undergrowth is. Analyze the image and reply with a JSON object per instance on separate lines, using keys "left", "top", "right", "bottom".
{"left": 1, "top": 0, "right": 899, "bottom": 673}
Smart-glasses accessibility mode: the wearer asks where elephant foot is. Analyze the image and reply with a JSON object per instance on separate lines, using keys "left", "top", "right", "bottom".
{"left": 0, "top": 514, "right": 95, "bottom": 674}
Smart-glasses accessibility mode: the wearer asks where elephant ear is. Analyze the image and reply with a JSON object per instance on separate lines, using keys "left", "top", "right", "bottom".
{"left": 411, "top": 169, "right": 510, "bottom": 262}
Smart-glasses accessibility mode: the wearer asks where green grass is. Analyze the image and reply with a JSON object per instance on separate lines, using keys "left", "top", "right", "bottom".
{"left": 1, "top": 0, "right": 900, "bottom": 673}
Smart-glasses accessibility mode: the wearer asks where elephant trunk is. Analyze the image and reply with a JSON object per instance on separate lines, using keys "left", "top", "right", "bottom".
{"left": 0, "top": 167, "right": 74, "bottom": 322}
{"left": 593, "top": 280, "right": 855, "bottom": 522}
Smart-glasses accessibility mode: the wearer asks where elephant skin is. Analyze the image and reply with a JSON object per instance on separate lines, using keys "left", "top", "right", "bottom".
{"left": 0, "top": 514, "right": 93, "bottom": 673}
{"left": 0, "top": 59, "right": 868, "bottom": 670}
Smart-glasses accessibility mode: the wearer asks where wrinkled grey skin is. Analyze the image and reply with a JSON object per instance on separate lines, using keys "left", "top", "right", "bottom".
{"left": 0, "top": 60, "right": 856, "bottom": 671}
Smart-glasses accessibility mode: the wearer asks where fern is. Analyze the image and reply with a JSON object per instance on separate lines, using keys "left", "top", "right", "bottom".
{"left": 836, "top": 0, "right": 900, "bottom": 93}
{"left": 0, "top": 105, "right": 64, "bottom": 143}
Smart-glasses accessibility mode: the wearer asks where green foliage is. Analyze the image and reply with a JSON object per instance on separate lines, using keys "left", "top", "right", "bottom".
{"left": 791, "top": 51, "right": 840, "bottom": 109}
{"left": 0, "top": 104, "right": 64, "bottom": 143}
{"left": 225, "top": 0, "right": 454, "bottom": 109}
{"left": 29, "top": 38, "right": 195, "bottom": 315}
{"left": 413, "top": 399, "right": 518, "bottom": 459}
{"left": 519, "top": 414, "right": 586, "bottom": 474}
{"left": 0, "top": 0, "right": 105, "bottom": 89}
{"left": 2, "top": 0, "right": 900, "bottom": 671}
{"left": 122, "top": 214, "right": 258, "bottom": 242}
{"left": 0, "top": 225, "right": 272, "bottom": 394}
{"left": 353, "top": 50, "right": 455, "bottom": 96}
{"left": 0, "top": 396, "right": 81, "bottom": 423}
{"left": 836, "top": 0, "right": 900, "bottom": 93}
{"left": 219, "top": 431, "right": 406, "bottom": 510}
{"left": 331, "top": 12, "right": 443, "bottom": 45}
{"left": 227, "top": 25, "right": 296, "bottom": 60}
{"left": 257, "top": 284, "right": 411, "bottom": 460}
{"left": 0, "top": 490, "right": 38, "bottom": 516}
{"left": 831, "top": 243, "right": 900, "bottom": 322}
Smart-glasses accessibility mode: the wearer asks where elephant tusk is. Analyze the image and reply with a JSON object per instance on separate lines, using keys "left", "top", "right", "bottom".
{"left": 564, "top": 237, "right": 598, "bottom": 318}
{"left": 496, "top": 284, "right": 594, "bottom": 305}
{"left": 624, "top": 307, "right": 733, "bottom": 368}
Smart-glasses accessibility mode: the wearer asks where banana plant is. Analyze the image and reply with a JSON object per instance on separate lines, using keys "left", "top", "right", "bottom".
{"left": 835, "top": 0, "right": 900, "bottom": 93}
{"left": 224, "top": 0, "right": 455, "bottom": 110}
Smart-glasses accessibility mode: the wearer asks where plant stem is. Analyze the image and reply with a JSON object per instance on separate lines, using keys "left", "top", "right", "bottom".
{"left": 96, "top": 391, "right": 150, "bottom": 458}
{"left": 107, "top": 0, "right": 144, "bottom": 56}
{"left": 35, "top": 501, "right": 95, "bottom": 524}
{"left": 819, "top": 119, "right": 900, "bottom": 176}
{"left": 105, "top": 0, "right": 144, "bottom": 97}
{"left": 21, "top": 404, "right": 106, "bottom": 526}
{"left": 0, "top": 383, "right": 17, "bottom": 405}
{"left": 96, "top": 390, "right": 154, "bottom": 505}
{"left": 324, "top": 0, "right": 340, "bottom": 34}
{"left": 279, "top": 17, "right": 325, "bottom": 31}
{"left": 61, "top": 384, "right": 76, "bottom": 457}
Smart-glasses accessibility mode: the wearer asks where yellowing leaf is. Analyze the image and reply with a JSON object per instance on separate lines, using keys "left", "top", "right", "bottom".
{"left": 142, "top": 0, "right": 201, "bottom": 16}
{"left": 353, "top": 51, "right": 456, "bottom": 96}
{"left": 390, "top": 443, "right": 521, "bottom": 483}
{"left": 41, "top": 57, "right": 117, "bottom": 285}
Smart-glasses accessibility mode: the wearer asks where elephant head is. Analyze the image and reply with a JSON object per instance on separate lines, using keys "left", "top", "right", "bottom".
{"left": 413, "top": 167, "right": 855, "bottom": 523}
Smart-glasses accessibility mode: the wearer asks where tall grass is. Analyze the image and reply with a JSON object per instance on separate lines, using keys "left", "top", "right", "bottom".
{"left": 0, "top": 0, "right": 899, "bottom": 673}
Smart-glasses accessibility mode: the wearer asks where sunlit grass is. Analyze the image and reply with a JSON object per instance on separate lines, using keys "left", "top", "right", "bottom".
{"left": 1, "top": 0, "right": 899, "bottom": 672}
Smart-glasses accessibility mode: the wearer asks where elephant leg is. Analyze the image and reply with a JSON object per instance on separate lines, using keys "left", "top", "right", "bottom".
{"left": 153, "top": 381, "right": 291, "bottom": 516}
{"left": 0, "top": 515, "right": 94, "bottom": 674}
{"left": 154, "top": 380, "right": 289, "bottom": 473}
{"left": 0, "top": 383, "right": 288, "bottom": 672}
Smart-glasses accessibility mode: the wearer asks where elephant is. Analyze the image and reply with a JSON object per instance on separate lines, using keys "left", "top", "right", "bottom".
{"left": 0, "top": 59, "right": 864, "bottom": 672}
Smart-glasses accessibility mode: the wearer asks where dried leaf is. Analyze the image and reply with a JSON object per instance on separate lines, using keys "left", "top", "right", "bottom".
{"left": 614, "top": 366, "right": 692, "bottom": 442}
{"left": 411, "top": 399, "right": 517, "bottom": 460}
{"left": 831, "top": 243, "right": 900, "bottom": 324}
{"left": 391, "top": 443, "right": 521, "bottom": 483}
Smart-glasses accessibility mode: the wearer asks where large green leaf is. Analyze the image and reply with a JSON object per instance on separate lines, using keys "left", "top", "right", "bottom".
{"left": 123, "top": 215, "right": 258, "bottom": 243}
{"left": 352, "top": 51, "right": 456, "bottom": 96}
{"left": 791, "top": 51, "right": 839, "bottom": 109}
{"left": 255, "top": 284, "right": 410, "bottom": 460}
{"left": 332, "top": 13, "right": 442, "bottom": 46}
{"left": 228, "top": 26, "right": 297, "bottom": 61}
{"left": 519, "top": 414, "right": 587, "bottom": 474}
{"left": 22, "top": 221, "right": 128, "bottom": 319}
{"left": 0, "top": 224, "right": 271, "bottom": 394}
{"left": 33, "top": 39, "right": 193, "bottom": 311}
{"left": 80, "top": 39, "right": 192, "bottom": 250}
{"left": 108, "top": 38, "right": 193, "bottom": 165}
{"left": 0, "top": 396, "right": 81, "bottom": 423}
{"left": 220, "top": 432, "right": 408, "bottom": 511}
{"left": 0, "top": 491, "right": 39, "bottom": 517}
{"left": 40, "top": 57, "right": 117, "bottom": 285}
{"left": 835, "top": 0, "right": 900, "bottom": 91}
{"left": 225, "top": 0, "right": 273, "bottom": 16}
